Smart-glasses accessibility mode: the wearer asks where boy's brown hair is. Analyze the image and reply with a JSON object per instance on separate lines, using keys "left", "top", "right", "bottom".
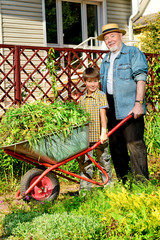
{"left": 83, "top": 67, "right": 100, "bottom": 81}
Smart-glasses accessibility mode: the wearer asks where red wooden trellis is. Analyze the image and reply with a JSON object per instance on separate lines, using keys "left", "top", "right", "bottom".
{"left": 0, "top": 44, "right": 159, "bottom": 116}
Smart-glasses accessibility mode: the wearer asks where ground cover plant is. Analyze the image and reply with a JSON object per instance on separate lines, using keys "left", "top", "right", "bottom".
{"left": 0, "top": 181, "right": 160, "bottom": 239}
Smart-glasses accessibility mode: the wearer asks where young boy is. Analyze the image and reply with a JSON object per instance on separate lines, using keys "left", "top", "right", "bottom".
{"left": 78, "top": 67, "right": 113, "bottom": 193}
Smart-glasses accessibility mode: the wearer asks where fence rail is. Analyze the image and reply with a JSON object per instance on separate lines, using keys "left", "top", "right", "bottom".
{"left": 0, "top": 44, "right": 159, "bottom": 116}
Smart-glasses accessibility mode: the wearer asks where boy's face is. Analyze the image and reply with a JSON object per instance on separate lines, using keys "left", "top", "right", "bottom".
{"left": 85, "top": 77, "right": 99, "bottom": 95}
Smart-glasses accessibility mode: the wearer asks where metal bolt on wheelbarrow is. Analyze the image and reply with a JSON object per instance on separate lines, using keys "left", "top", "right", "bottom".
{"left": 1, "top": 114, "right": 133, "bottom": 202}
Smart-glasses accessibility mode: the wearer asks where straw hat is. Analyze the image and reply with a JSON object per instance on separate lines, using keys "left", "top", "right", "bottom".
{"left": 97, "top": 23, "right": 126, "bottom": 41}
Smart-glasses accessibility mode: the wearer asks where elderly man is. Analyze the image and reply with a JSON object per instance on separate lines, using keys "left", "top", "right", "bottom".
{"left": 97, "top": 23, "right": 149, "bottom": 183}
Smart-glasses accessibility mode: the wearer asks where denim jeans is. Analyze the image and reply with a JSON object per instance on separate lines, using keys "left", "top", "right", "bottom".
{"left": 78, "top": 141, "right": 113, "bottom": 191}
{"left": 107, "top": 94, "right": 149, "bottom": 183}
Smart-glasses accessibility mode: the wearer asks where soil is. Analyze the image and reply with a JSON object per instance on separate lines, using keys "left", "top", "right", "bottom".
{"left": 0, "top": 182, "right": 79, "bottom": 215}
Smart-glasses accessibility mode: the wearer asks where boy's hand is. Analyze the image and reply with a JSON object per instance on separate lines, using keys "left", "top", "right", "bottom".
{"left": 100, "top": 108, "right": 108, "bottom": 144}
{"left": 100, "top": 133, "right": 108, "bottom": 144}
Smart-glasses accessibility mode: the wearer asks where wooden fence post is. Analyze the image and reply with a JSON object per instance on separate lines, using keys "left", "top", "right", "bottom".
{"left": 14, "top": 45, "right": 21, "bottom": 105}
{"left": 67, "top": 51, "right": 72, "bottom": 100}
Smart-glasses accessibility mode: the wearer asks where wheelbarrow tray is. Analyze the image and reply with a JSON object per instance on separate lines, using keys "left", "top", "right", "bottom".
{"left": 1, "top": 123, "right": 89, "bottom": 163}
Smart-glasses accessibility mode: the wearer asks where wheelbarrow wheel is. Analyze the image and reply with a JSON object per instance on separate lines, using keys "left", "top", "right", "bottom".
{"left": 20, "top": 168, "right": 60, "bottom": 202}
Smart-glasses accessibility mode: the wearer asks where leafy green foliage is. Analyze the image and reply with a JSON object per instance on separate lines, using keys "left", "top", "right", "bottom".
{"left": 144, "top": 112, "right": 160, "bottom": 179}
{"left": 0, "top": 100, "right": 90, "bottom": 147}
{"left": 60, "top": 159, "right": 80, "bottom": 175}
{"left": 139, "top": 12, "right": 160, "bottom": 54}
{"left": 3, "top": 212, "right": 104, "bottom": 240}
{"left": 137, "top": 12, "right": 160, "bottom": 108}
{"left": 46, "top": 48, "right": 58, "bottom": 98}
{"left": 144, "top": 111, "right": 160, "bottom": 156}
{"left": 0, "top": 148, "right": 32, "bottom": 193}
{"left": 101, "top": 186, "right": 160, "bottom": 239}
{"left": 146, "top": 56, "right": 160, "bottom": 108}
{"left": 1, "top": 182, "right": 160, "bottom": 239}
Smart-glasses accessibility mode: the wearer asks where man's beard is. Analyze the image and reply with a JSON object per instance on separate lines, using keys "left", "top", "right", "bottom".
{"left": 110, "top": 46, "right": 119, "bottom": 53}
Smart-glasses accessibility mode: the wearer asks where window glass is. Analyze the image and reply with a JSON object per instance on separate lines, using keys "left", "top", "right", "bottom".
{"left": 87, "top": 4, "right": 98, "bottom": 45}
{"left": 62, "top": 1, "right": 82, "bottom": 45}
{"left": 45, "top": 0, "right": 57, "bottom": 43}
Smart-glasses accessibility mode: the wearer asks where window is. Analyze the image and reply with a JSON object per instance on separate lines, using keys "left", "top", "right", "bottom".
{"left": 87, "top": 4, "right": 98, "bottom": 45}
{"left": 45, "top": 0, "right": 102, "bottom": 47}
{"left": 62, "top": 2, "right": 82, "bottom": 44}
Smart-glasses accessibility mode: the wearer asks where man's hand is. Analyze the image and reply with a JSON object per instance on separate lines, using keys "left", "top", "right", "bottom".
{"left": 129, "top": 102, "right": 144, "bottom": 119}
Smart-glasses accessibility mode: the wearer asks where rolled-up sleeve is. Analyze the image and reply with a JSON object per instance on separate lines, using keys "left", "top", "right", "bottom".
{"left": 131, "top": 49, "right": 148, "bottom": 82}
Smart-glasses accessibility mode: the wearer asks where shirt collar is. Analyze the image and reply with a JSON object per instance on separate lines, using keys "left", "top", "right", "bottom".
{"left": 105, "top": 43, "right": 126, "bottom": 62}
{"left": 84, "top": 89, "right": 99, "bottom": 99}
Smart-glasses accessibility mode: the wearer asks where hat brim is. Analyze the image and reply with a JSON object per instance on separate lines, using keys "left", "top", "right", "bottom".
{"left": 97, "top": 29, "right": 126, "bottom": 41}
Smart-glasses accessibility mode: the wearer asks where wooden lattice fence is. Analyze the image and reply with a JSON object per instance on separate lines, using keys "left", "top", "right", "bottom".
{"left": 0, "top": 44, "right": 159, "bottom": 116}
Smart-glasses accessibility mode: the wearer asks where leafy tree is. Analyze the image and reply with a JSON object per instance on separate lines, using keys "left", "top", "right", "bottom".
{"left": 139, "top": 12, "right": 160, "bottom": 54}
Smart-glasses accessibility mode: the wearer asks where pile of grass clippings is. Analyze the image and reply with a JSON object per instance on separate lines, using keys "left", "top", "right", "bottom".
{"left": 0, "top": 100, "right": 90, "bottom": 147}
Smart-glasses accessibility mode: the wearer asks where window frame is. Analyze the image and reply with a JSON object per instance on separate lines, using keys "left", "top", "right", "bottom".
{"left": 43, "top": 0, "right": 106, "bottom": 48}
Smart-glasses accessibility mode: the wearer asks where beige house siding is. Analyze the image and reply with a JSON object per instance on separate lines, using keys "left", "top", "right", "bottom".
{"left": 1, "top": 0, "right": 44, "bottom": 46}
{"left": 0, "top": 0, "right": 132, "bottom": 47}
{"left": 0, "top": 0, "right": 46, "bottom": 111}
{"left": 107, "top": 0, "right": 131, "bottom": 41}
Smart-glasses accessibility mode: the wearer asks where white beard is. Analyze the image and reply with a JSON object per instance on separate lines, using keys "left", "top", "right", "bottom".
{"left": 110, "top": 46, "right": 119, "bottom": 53}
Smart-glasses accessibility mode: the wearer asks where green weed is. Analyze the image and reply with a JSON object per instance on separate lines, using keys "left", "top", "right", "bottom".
{"left": 0, "top": 100, "right": 90, "bottom": 147}
{"left": 144, "top": 111, "right": 160, "bottom": 156}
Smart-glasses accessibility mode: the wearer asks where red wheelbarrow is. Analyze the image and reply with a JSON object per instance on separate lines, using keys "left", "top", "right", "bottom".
{"left": 1, "top": 114, "right": 133, "bottom": 202}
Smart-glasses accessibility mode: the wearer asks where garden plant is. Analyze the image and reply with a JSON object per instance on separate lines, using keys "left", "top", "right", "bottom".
{"left": 138, "top": 12, "right": 160, "bottom": 110}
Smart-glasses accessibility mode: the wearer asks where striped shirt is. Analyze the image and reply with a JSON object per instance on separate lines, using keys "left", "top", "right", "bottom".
{"left": 79, "top": 89, "right": 109, "bottom": 142}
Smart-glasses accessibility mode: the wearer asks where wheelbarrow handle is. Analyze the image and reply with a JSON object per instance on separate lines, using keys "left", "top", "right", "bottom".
{"left": 93, "top": 113, "right": 134, "bottom": 149}
{"left": 107, "top": 113, "right": 133, "bottom": 137}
